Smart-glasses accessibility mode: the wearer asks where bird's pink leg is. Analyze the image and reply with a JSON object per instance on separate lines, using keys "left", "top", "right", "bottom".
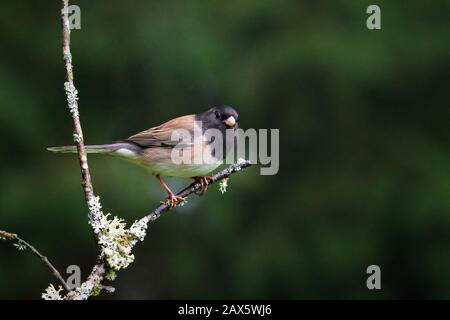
{"left": 156, "top": 175, "right": 185, "bottom": 208}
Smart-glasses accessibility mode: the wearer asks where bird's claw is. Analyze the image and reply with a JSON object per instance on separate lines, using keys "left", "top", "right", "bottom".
{"left": 161, "top": 194, "right": 186, "bottom": 208}
{"left": 194, "top": 176, "right": 213, "bottom": 196}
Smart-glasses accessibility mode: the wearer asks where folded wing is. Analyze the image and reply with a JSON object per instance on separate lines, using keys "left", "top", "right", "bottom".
{"left": 123, "top": 114, "right": 196, "bottom": 148}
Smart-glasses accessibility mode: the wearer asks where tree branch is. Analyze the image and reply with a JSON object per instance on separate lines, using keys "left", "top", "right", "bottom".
{"left": 57, "top": 0, "right": 251, "bottom": 300}
{"left": 0, "top": 230, "right": 70, "bottom": 291}
{"left": 144, "top": 160, "right": 252, "bottom": 223}
{"left": 61, "top": 0, "right": 100, "bottom": 243}
{"left": 64, "top": 160, "right": 251, "bottom": 300}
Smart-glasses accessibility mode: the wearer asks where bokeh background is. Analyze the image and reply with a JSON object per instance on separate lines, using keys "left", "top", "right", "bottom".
{"left": 0, "top": 0, "right": 449, "bottom": 299}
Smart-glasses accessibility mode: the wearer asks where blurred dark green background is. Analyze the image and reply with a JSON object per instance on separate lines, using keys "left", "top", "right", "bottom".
{"left": 0, "top": 0, "right": 449, "bottom": 299}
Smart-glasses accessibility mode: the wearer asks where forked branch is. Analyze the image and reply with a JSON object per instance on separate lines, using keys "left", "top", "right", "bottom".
{"left": 0, "top": 0, "right": 252, "bottom": 301}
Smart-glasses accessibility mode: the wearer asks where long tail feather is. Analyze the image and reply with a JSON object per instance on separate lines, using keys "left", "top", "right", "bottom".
{"left": 47, "top": 143, "right": 130, "bottom": 154}
{"left": 47, "top": 145, "right": 78, "bottom": 153}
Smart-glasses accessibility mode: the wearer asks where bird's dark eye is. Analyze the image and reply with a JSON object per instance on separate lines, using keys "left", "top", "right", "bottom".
{"left": 215, "top": 111, "right": 221, "bottom": 119}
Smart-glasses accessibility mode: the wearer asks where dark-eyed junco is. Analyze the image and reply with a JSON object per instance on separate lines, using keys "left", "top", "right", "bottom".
{"left": 48, "top": 105, "right": 239, "bottom": 207}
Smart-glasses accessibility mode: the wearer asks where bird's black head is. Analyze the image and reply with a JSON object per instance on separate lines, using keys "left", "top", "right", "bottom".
{"left": 198, "top": 105, "right": 239, "bottom": 132}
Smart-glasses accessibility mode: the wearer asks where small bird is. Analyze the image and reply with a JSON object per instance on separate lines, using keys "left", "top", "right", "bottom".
{"left": 48, "top": 105, "right": 239, "bottom": 207}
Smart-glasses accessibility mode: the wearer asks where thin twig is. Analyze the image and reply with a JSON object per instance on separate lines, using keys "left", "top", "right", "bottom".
{"left": 143, "top": 160, "right": 252, "bottom": 223}
{"left": 0, "top": 230, "right": 70, "bottom": 291}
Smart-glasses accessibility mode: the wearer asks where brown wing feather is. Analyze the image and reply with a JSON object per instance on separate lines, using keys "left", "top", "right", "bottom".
{"left": 124, "top": 114, "right": 196, "bottom": 148}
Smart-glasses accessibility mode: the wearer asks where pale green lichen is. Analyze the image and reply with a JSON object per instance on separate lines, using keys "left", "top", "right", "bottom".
{"left": 0, "top": 230, "right": 17, "bottom": 241}
{"left": 128, "top": 218, "right": 148, "bottom": 242}
{"left": 235, "top": 158, "right": 247, "bottom": 171}
{"left": 105, "top": 270, "right": 117, "bottom": 281}
{"left": 42, "top": 284, "right": 64, "bottom": 300}
{"left": 13, "top": 243, "right": 27, "bottom": 251}
{"left": 219, "top": 178, "right": 229, "bottom": 194}
{"left": 64, "top": 82, "right": 79, "bottom": 117}
{"left": 66, "top": 281, "right": 97, "bottom": 300}
{"left": 87, "top": 196, "right": 148, "bottom": 272}
{"left": 91, "top": 285, "right": 102, "bottom": 297}
{"left": 99, "top": 216, "right": 135, "bottom": 270}
{"left": 87, "top": 196, "right": 108, "bottom": 234}
{"left": 40, "top": 194, "right": 145, "bottom": 300}
{"left": 77, "top": 282, "right": 95, "bottom": 300}
{"left": 103, "top": 216, "right": 128, "bottom": 241}
{"left": 73, "top": 133, "right": 82, "bottom": 143}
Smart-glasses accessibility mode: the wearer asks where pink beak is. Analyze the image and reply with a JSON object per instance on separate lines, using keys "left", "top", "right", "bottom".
{"left": 224, "top": 116, "right": 236, "bottom": 128}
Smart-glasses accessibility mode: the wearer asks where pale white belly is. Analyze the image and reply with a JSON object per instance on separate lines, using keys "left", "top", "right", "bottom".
{"left": 114, "top": 147, "right": 222, "bottom": 178}
{"left": 151, "top": 161, "right": 221, "bottom": 178}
